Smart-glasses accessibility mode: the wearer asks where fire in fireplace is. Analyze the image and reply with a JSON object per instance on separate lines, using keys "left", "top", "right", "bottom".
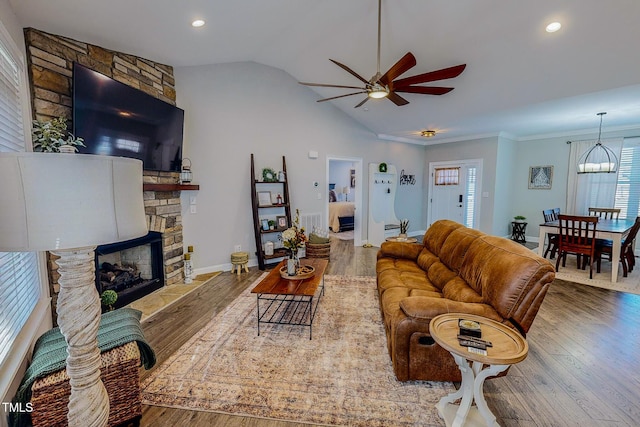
{"left": 95, "top": 231, "right": 164, "bottom": 309}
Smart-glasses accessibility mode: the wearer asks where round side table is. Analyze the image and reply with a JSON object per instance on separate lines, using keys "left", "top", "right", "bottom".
{"left": 429, "top": 313, "right": 528, "bottom": 427}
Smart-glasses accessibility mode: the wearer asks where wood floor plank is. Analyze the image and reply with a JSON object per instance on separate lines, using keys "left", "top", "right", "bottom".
{"left": 138, "top": 240, "right": 640, "bottom": 426}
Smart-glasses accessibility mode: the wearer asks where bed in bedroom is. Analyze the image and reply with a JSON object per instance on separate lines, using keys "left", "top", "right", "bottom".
{"left": 329, "top": 201, "right": 355, "bottom": 232}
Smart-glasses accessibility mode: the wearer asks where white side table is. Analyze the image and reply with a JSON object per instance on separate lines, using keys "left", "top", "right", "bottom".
{"left": 430, "top": 313, "right": 528, "bottom": 427}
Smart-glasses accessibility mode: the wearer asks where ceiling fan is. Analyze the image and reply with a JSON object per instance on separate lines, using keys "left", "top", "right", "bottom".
{"left": 299, "top": 0, "right": 466, "bottom": 108}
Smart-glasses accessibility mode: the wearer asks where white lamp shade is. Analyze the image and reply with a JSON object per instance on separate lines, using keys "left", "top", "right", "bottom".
{"left": 0, "top": 153, "right": 148, "bottom": 251}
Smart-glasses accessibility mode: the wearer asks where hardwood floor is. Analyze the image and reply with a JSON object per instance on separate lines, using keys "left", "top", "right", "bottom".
{"left": 139, "top": 240, "right": 640, "bottom": 426}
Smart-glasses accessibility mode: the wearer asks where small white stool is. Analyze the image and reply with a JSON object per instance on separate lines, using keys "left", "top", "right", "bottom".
{"left": 230, "top": 252, "right": 249, "bottom": 276}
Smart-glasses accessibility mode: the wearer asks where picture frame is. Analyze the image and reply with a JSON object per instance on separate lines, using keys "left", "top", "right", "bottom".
{"left": 261, "top": 219, "right": 269, "bottom": 231}
{"left": 257, "top": 191, "right": 272, "bottom": 206}
{"left": 528, "top": 166, "right": 553, "bottom": 190}
{"left": 350, "top": 169, "right": 356, "bottom": 188}
{"left": 276, "top": 215, "right": 288, "bottom": 229}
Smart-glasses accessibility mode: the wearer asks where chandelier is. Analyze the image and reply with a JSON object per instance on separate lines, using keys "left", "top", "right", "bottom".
{"left": 577, "top": 112, "right": 618, "bottom": 174}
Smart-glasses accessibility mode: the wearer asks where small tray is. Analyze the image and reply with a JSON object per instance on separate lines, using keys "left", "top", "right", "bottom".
{"left": 279, "top": 264, "right": 315, "bottom": 280}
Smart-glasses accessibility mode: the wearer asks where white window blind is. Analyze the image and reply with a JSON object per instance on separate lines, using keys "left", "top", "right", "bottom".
{"left": 0, "top": 24, "right": 41, "bottom": 366}
{"left": 614, "top": 137, "right": 640, "bottom": 219}
{"left": 434, "top": 167, "right": 460, "bottom": 185}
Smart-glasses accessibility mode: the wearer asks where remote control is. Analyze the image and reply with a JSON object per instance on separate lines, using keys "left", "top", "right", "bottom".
{"left": 458, "top": 339, "right": 487, "bottom": 350}
{"left": 457, "top": 334, "right": 493, "bottom": 347}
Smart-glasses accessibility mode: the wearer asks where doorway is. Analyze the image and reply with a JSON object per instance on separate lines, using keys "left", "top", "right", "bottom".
{"left": 428, "top": 159, "right": 482, "bottom": 228}
{"left": 326, "top": 156, "right": 363, "bottom": 246}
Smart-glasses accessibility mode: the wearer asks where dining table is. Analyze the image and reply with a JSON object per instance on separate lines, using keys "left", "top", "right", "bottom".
{"left": 538, "top": 218, "right": 636, "bottom": 283}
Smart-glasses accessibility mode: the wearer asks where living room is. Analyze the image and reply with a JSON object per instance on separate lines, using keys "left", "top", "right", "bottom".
{"left": 2, "top": 1, "right": 640, "bottom": 426}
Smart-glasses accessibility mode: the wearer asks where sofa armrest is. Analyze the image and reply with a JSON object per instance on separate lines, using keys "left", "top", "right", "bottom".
{"left": 399, "top": 296, "right": 503, "bottom": 324}
{"left": 377, "top": 241, "right": 423, "bottom": 261}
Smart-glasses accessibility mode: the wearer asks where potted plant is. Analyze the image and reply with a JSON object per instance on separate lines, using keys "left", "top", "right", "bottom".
{"left": 268, "top": 220, "right": 276, "bottom": 230}
{"left": 32, "top": 116, "right": 85, "bottom": 153}
{"left": 514, "top": 215, "right": 526, "bottom": 223}
{"left": 100, "top": 289, "right": 118, "bottom": 312}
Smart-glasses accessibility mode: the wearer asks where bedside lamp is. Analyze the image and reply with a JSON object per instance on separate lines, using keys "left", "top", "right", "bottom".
{"left": 0, "top": 153, "right": 147, "bottom": 427}
{"left": 342, "top": 186, "right": 350, "bottom": 202}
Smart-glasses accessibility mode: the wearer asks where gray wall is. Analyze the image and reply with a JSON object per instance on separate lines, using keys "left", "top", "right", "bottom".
{"left": 174, "top": 61, "right": 426, "bottom": 271}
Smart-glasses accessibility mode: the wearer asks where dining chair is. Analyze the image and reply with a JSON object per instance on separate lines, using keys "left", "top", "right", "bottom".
{"left": 542, "top": 208, "right": 560, "bottom": 259}
{"left": 556, "top": 215, "right": 599, "bottom": 279}
{"left": 595, "top": 216, "right": 640, "bottom": 277}
{"left": 588, "top": 207, "right": 621, "bottom": 219}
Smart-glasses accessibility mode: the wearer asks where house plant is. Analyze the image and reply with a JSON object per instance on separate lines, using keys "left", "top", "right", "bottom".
{"left": 32, "top": 116, "right": 85, "bottom": 153}
{"left": 514, "top": 215, "right": 526, "bottom": 223}
{"left": 100, "top": 289, "right": 118, "bottom": 312}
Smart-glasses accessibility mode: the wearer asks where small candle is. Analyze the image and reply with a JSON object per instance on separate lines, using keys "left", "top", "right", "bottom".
{"left": 188, "top": 245, "right": 194, "bottom": 252}
{"left": 184, "top": 253, "right": 191, "bottom": 260}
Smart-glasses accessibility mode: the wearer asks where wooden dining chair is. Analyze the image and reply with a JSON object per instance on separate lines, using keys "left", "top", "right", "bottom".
{"left": 556, "top": 215, "right": 599, "bottom": 279}
{"left": 542, "top": 208, "right": 560, "bottom": 259}
{"left": 588, "top": 207, "right": 621, "bottom": 219}
{"left": 595, "top": 216, "right": 640, "bottom": 277}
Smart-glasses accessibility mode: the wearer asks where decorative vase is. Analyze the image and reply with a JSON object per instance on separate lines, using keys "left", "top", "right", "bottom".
{"left": 398, "top": 233, "right": 408, "bottom": 239}
{"left": 58, "top": 144, "right": 76, "bottom": 153}
{"left": 287, "top": 249, "right": 299, "bottom": 276}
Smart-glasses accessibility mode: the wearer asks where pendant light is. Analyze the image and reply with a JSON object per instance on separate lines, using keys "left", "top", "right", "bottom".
{"left": 577, "top": 112, "right": 618, "bottom": 173}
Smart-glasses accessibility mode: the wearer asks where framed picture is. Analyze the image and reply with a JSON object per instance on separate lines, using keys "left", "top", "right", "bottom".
{"left": 257, "top": 191, "right": 272, "bottom": 206}
{"left": 261, "top": 219, "right": 269, "bottom": 231}
{"left": 276, "top": 215, "right": 288, "bottom": 229}
{"left": 350, "top": 169, "right": 356, "bottom": 188}
{"left": 529, "top": 166, "right": 553, "bottom": 189}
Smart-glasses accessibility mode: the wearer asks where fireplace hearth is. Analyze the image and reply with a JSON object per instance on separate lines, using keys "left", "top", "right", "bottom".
{"left": 95, "top": 231, "right": 164, "bottom": 309}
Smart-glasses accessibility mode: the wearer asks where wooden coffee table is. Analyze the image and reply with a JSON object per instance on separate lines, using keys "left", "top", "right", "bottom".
{"left": 430, "top": 313, "right": 528, "bottom": 427}
{"left": 251, "top": 258, "right": 328, "bottom": 339}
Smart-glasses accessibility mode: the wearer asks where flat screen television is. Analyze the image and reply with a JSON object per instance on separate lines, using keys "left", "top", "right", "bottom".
{"left": 72, "top": 62, "right": 184, "bottom": 172}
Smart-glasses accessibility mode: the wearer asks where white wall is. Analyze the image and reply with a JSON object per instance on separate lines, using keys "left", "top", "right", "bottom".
{"left": 174, "top": 61, "right": 426, "bottom": 272}
{"left": 493, "top": 134, "right": 518, "bottom": 236}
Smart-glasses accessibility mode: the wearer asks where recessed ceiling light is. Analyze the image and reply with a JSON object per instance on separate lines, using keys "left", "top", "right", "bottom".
{"left": 546, "top": 22, "right": 561, "bottom": 33}
{"left": 192, "top": 19, "right": 205, "bottom": 28}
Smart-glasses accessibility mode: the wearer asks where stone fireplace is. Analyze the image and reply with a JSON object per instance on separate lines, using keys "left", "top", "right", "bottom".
{"left": 95, "top": 232, "right": 164, "bottom": 310}
{"left": 23, "top": 28, "right": 186, "bottom": 325}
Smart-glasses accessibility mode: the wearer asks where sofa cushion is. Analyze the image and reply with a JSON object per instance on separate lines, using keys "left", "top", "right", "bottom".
{"left": 399, "top": 296, "right": 502, "bottom": 323}
{"left": 422, "top": 220, "right": 463, "bottom": 255}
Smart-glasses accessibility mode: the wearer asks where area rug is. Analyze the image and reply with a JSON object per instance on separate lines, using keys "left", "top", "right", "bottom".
{"left": 553, "top": 254, "right": 640, "bottom": 295}
{"left": 140, "top": 275, "right": 453, "bottom": 426}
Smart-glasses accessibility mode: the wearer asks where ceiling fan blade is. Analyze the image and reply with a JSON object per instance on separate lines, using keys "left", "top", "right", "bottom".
{"left": 394, "top": 86, "right": 454, "bottom": 95}
{"left": 329, "top": 59, "right": 371, "bottom": 85}
{"left": 379, "top": 52, "right": 416, "bottom": 86}
{"left": 299, "top": 82, "right": 367, "bottom": 90}
{"left": 393, "top": 64, "right": 467, "bottom": 88}
{"left": 354, "top": 97, "right": 369, "bottom": 108}
{"left": 387, "top": 91, "right": 409, "bottom": 106}
{"left": 317, "top": 91, "right": 368, "bottom": 103}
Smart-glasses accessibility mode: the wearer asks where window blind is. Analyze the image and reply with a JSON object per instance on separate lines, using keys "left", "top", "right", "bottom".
{"left": 0, "top": 24, "right": 41, "bottom": 366}
{"left": 614, "top": 137, "right": 640, "bottom": 220}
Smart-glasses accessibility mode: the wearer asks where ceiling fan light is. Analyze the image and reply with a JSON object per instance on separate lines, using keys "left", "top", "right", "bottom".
{"left": 368, "top": 83, "right": 389, "bottom": 99}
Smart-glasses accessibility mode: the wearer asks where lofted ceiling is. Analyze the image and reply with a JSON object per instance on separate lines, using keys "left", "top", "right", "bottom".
{"left": 10, "top": 0, "right": 640, "bottom": 145}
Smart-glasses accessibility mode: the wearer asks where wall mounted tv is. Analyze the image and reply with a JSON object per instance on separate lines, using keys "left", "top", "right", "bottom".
{"left": 72, "top": 62, "right": 184, "bottom": 172}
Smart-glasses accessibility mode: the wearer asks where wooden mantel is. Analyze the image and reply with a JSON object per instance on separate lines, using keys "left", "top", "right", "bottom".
{"left": 143, "top": 183, "right": 200, "bottom": 191}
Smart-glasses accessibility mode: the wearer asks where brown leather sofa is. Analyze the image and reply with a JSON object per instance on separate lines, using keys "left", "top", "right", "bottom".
{"left": 376, "top": 220, "right": 555, "bottom": 382}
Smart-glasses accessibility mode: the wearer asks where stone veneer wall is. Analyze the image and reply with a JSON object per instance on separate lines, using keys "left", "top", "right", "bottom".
{"left": 23, "top": 28, "right": 185, "bottom": 324}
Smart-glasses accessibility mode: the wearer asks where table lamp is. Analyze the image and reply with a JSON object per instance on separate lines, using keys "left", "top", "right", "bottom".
{"left": 0, "top": 153, "right": 147, "bottom": 427}
{"left": 342, "top": 186, "right": 350, "bottom": 202}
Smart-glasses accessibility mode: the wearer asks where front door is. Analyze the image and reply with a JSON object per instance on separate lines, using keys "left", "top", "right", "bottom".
{"left": 428, "top": 160, "right": 482, "bottom": 228}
